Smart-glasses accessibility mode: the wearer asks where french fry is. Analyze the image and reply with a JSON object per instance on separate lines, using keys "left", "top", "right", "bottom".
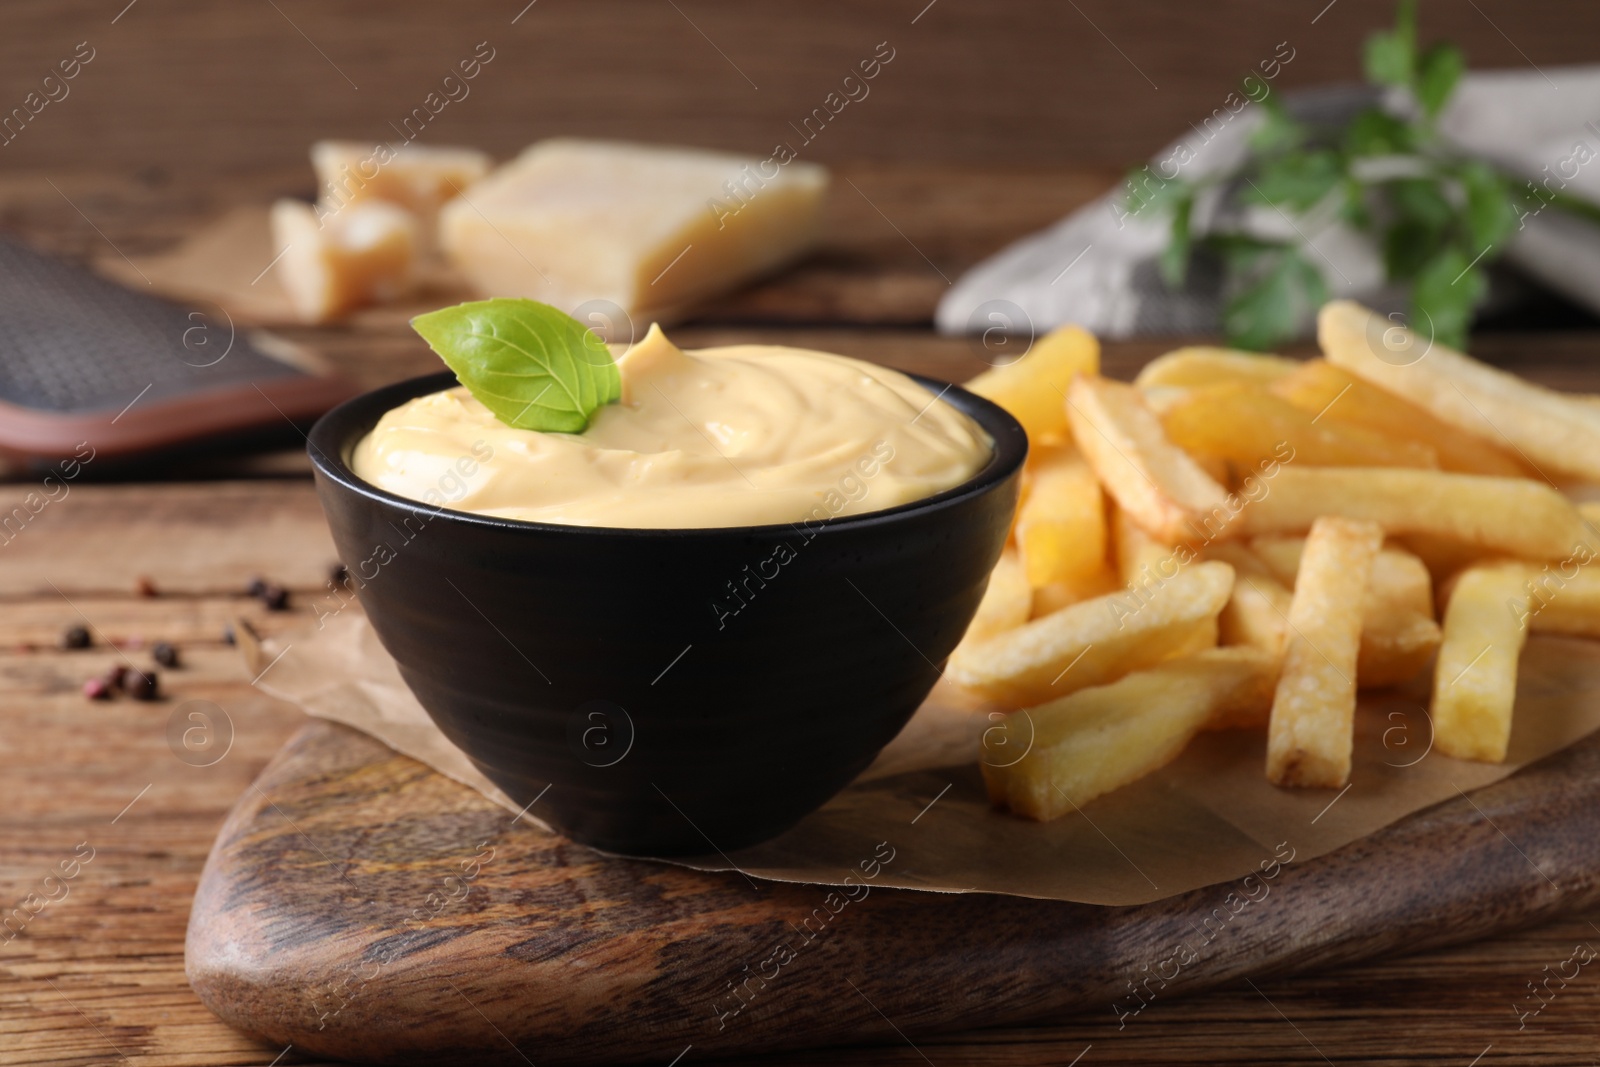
{"left": 1110, "top": 503, "right": 1177, "bottom": 587}
{"left": 1431, "top": 562, "right": 1531, "bottom": 763}
{"left": 1133, "top": 346, "right": 1302, "bottom": 390}
{"left": 1161, "top": 382, "right": 1439, "bottom": 471}
{"left": 1250, "top": 537, "right": 1433, "bottom": 616}
{"left": 1272, "top": 359, "right": 1527, "bottom": 477}
{"left": 1267, "top": 517, "right": 1384, "bottom": 788}
{"left": 1522, "top": 562, "right": 1600, "bottom": 637}
{"left": 947, "top": 560, "right": 1233, "bottom": 707}
{"left": 1066, "top": 376, "right": 1233, "bottom": 543}
{"left": 1319, "top": 300, "right": 1600, "bottom": 482}
{"left": 1394, "top": 531, "right": 1488, "bottom": 587}
{"left": 1030, "top": 567, "right": 1122, "bottom": 619}
{"left": 965, "top": 324, "right": 1099, "bottom": 443}
{"left": 1016, "top": 444, "right": 1108, "bottom": 588}
{"left": 1202, "top": 543, "right": 1293, "bottom": 658}
{"left": 1251, "top": 535, "right": 1441, "bottom": 687}
{"left": 1233, "top": 467, "right": 1589, "bottom": 561}
{"left": 982, "top": 647, "right": 1280, "bottom": 820}
{"left": 956, "top": 549, "right": 1031, "bottom": 648}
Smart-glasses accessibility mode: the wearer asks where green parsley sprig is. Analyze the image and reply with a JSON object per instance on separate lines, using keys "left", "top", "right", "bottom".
{"left": 1131, "top": 0, "right": 1520, "bottom": 351}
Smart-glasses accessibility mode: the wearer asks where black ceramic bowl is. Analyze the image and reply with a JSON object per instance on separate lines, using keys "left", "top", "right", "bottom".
{"left": 307, "top": 369, "right": 1026, "bottom": 855}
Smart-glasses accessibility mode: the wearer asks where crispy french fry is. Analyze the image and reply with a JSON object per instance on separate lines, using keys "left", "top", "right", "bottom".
{"left": 1522, "top": 562, "right": 1600, "bottom": 637}
{"left": 1431, "top": 562, "right": 1531, "bottom": 763}
{"left": 1272, "top": 359, "right": 1526, "bottom": 477}
{"left": 1251, "top": 535, "right": 1440, "bottom": 687}
{"left": 1030, "top": 567, "right": 1122, "bottom": 619}
{"left": 947, "top": 560, "right": 1233, "bottom": 707}
{"left": 1066, "top": 376, "right": 1233, "bottom": 543}
{"left": 1203, "top": 543, "right": 1293, "bottom": 658}
{"left": 1359, "top": 612, "right": 1442, "bottom": 689}
{"left": 1233, "top": 467, "right": 1589, "bottom": 561}
{"left": 1250, "top": 537, "right": 1433, "bottom": 616}
{"left": 1394, "top": 531, "right": 1488, "bottom": 587}
{"left": 1319, "top": 300, "right": 1600, "bottom": 482}
{"left": 956, "top": 549, "right": 1031, "bottom": 649}
{"left": 1267, "top": 517, "right": 1383, "bottom": 788}
{"left": 1016, "top": 444, "right": 1108, "bottom": 588}
{"left": 1110, "top": 503, "right": 1177, "bottom": 587}
{"left": 982, "top": 647, "right": 1280, "bottom": 820}
{"left": 1134, "top": 347, "right": 1302, "bottom": 390}
{"left": 1162, "top": 382, "right": 1439, "bottom": 471}
{"left": 965, "top": 324, "right": 1099, "bottom": 443}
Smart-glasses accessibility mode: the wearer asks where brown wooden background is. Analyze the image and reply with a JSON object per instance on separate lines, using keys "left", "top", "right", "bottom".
{"left": 2, "top": 0, "right": 1598, "bottom": 176}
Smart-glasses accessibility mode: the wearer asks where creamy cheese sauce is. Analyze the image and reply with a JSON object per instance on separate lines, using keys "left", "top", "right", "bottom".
{"left": 351, "top": 324, "right": 991, "bottom": 529}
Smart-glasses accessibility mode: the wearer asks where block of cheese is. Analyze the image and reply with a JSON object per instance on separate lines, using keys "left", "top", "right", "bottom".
{"left": 312, "top": 140, "right": 491, "bottom": 227}
{"left": 270, "top": 198, "right": 418, "bottom": 323}
{"left": 439, "top": 139, "right": 829, "bottom": 331}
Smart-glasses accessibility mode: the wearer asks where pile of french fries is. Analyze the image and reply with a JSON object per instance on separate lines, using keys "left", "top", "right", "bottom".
{"left": 958, "top": 299, "right": 1600, "bottom": 822}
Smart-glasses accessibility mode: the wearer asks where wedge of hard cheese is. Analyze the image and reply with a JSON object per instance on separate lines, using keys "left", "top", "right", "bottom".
{"left": 439, "top": 139, "right": 829, "bottom": 330}
{"left": 312, "top": 141, "right": 491, "bottom": 225}
{"left": 270, "top": 199, "right": 418, "bottom": 323}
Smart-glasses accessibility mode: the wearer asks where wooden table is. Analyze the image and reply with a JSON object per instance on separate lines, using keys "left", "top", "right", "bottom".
{"left": 4, "top": 164, "right": 1600, "bottom": 1066}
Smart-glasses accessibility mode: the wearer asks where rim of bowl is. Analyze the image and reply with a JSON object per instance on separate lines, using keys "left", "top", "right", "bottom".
{"left": 307, "top": 368, "right": 1028, "bottom": 539}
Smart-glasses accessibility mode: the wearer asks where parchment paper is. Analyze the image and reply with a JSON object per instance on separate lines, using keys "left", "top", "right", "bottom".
{"left": 97, "top": 205, "right": 473, "bottom": 326}
{"left": 242, "top": 613, "right": 1600, "bottom": 906}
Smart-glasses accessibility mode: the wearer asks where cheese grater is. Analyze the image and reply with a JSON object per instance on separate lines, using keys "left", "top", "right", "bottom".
{"left": 0, "top": 235, "right": 357, "bottom": 470}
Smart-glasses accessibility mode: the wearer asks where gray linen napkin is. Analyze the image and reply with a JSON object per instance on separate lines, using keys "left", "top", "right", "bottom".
{"left": 936, "top": 66, "right": 1600, "bottom": 339}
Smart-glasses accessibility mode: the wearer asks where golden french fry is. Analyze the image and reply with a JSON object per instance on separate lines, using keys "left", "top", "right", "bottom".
{"left": 1029, "top": 567, "right": 1122, "bottom": 619}
{"left": 1250, "top": 535, "right": 1440, "bottom": 688}
{"left": 1110, "top": 503, "right": 1177, "bottom": 587}
{"left": 1272, "top": 359, "right": 1527, "bottom": 477}
{"left": 1267, "top": 517, "right": 1384, "bottom": 788}
{"left": 1162, "top": 382, "right": 1439, "bottom": 471}
{"left": 1250, "top": 537, "right": 1433, "bottom": 616}
{"left": 956, "top": 549, "right": 1031, "bottom": 649}
{"left": 1233, "top": 467, "right": 1589, "bottom": 561}
{"left": 1393, "top": 531, "right": 1488, "bottom": 588}
{"left": 1431, "top": 562, "right": 1531, "bottom": 763}
{"left": 965, "top": 324, "right": 1099, "bottom": 443}
{"left": 1134, "top": 346, "right": 1302, "bottom": 390}
{"left": 982, "top": 647, "right": 1280, "bottom": 820}
{"left": 1066, "top": 376, "right": 1233, "bottom": 543}
{"left": 1359, "top": 611, "right": 1442, "bottom": 689}
{"left": 1016, "top": 444, "right": 1108, "bottom": 588}
{"left": 1319, "top": 300, "right": 1600, "bottom": 482}
{"left": 1203, "top": 543, "right": 1293, "bottom": 659}
{"left": 1522, "top": 560, "right": 1600, "bottom": 637}
{"left": 947, "top": 560, "right": 1233, "bottom": 707}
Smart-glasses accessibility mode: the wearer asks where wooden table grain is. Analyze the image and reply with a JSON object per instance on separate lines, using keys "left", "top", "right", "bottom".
{"left": 4, "top": 164, "right": 1600, "bottom": 1066}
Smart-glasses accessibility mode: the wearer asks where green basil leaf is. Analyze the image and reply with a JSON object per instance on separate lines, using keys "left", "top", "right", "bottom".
{"left": 411, "top": 298, "right": 621, "bottom": 433}
{"left": 1416, "top": 42, "right": 1465, "bottom": 118}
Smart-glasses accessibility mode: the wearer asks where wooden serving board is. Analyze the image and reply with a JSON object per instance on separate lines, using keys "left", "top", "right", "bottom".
{"left": 188, "top": 719, "right": 1600, "bottom": 1066}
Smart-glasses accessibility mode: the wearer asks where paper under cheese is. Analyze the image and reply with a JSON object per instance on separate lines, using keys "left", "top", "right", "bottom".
{"left": 270, "top": 199, "right": 417, "bottom": 323}
{"left": 439, "top": 139, "right": 829, "bottom": 333}
{"left": 351, "top": 324, "right": 988, "bottom": 529}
